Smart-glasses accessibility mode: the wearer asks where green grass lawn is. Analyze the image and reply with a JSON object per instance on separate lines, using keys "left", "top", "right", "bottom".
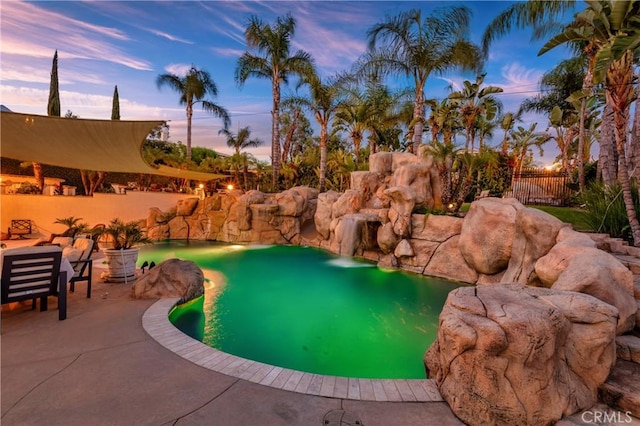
{"left": 529, "top": 205, "right": 592, "bottom": 232}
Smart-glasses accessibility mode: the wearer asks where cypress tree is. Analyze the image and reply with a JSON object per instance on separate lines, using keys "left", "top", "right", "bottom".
{"left": 36, "top": 50, "right": 60, "bottom": 193}
{"left": 111, "top": 85, "right": 120, "bottom": 120}
{"left": 47, "top": 50, "right": 60, "bottom": 117}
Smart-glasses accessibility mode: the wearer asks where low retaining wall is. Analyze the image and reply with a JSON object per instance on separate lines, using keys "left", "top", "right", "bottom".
{"left": 1, "top": 191, "right": 193, "bottom": 238}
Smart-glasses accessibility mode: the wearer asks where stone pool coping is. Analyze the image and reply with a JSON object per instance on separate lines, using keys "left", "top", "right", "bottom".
{"left": 143, "top": 298, "right": 444, "bottom": 402}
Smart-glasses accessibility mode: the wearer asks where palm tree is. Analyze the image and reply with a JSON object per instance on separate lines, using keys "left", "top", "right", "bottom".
{"left": 539, "top": 0, "right": 640, "bottom": 245}
{"left": 508, "top": 123, "right": 552, "bottom": 181}
{"left": 219, "top": 126, "right": 262, "bottom": 156}
{"left": 280, "top": 106, "right": 301, "bottom": 164}
{"left": 334, "top": 100, "right": 368, "bottom": 167}
{"left": 452, "top": 148, "right": 499, "bottom": 212}
{"left": 219, "top": 126, "right": 262, "bottom": 190}
{"left": 156, "top": 66, "right": 230, "bottom": 160}
{"left": 425, "top": 98, "right": 462, "bottom": 146}
{"left": 547, "top": 105, "right": 579, "bottom": 172}
{"left": 363, "top": 84, "right": 408, "bottom": 153}
{"left": 498, "top": 111, "right": 520, "bottom": 155}
{"left": 538, "top": 10, "right": 606, "bottom": 191}
{"left": 364, "top": 7, "right": 482, "bottom": 153}
{"left": 288, "top": 74, "right": 346, "bottom": 192}
{"left": 335, "top": 80, "right": 406, "bottom": 163}
{"left": 328, "top": 149, "right": 356, "bottom": 191}
{"left": 280, "top": 159, "right": 300, "bottom": 188}
{"left": 423, "top": 140, "right": 460, "bottom": 205}
{"left": 235, "top": 13, "right": 315, "bottom": 189}
{"left": 476, "top": 115, "right": 498, "bottom": 150}
{"left": 482, "top": 1, "right": 577, "bottom": 56}
{"left": 448, "top": 74, "right": 503, "bottom": 152}
{"left": 520, "top": 58, "right": 585, "bottom": 174}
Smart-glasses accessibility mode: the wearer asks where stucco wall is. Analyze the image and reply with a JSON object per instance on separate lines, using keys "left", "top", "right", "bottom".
{"left": 1, "top": 191, "right": 195, "bottom": 238}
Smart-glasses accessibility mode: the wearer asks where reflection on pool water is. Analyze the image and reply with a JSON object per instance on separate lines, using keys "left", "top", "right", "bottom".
{"left": 138, "top": 241, "right": 465, "bottom": 379}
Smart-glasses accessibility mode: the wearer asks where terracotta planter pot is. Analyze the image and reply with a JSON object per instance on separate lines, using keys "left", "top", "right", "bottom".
{"left": 103, "top": 248, "right": 139, "bottom": 283}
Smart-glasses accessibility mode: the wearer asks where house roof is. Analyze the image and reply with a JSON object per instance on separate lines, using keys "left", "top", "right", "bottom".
{"left": 1, "top": 111, "right": 228, "bottom": 182}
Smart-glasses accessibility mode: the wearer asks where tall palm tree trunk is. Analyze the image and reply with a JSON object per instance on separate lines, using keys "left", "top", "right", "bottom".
{"left": 281, "top": 108, "right": 300, "bottom": 163}
{"left": 629, "top": 79, "right": 640, "bottom": 179}
{"left": 578, "top": 54, "right": 596, "bottom": 191}
{"left": 598, "top": 104, "right": 618, "bottom": 185}
{"left": 243, "top": 163, "right": 250, "bottom": 191}
{"left": 319, "top": 123, "right": 328, "bottom": 193}
{"left": 186, "top": 102, "right": 193, "bottom": 160}
{"left": 32, "top": 163, "right": 44, "bottom": 193}
{"left": 607, "top": 51, "right": 640, "bottom": 246}
{"left": 412, "top": 87, "right": 425, "bottom": 154}
{"left": 465, "top": 127, "right": 472, "bottom": 152}
{"left": 271, "top": 80, "right": 282, "bottom": 189}
{"left": 577, "top": 98, "right": 587, "bottom": 190}
{"left": 353, "top": 135, "right": 362, "bottom": 170}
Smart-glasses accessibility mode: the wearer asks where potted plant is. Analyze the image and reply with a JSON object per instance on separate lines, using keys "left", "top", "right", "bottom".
{"left": 53, "top": 216, "right": 88, "bottom": 237}
{"left": 101, "top": 218, "right": 151, "bottom": 283}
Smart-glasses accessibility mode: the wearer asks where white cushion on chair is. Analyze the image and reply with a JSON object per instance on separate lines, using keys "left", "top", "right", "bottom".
{"left": 51, "top": 237, "right": 73, "bottom": 248}
{"left": 62, "top": 247, "right": 83, "bottom": 262}
{"left": 71, "top": 238, "right": 93, "bottom": 255}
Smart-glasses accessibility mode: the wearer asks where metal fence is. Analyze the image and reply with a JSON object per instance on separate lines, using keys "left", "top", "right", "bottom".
{"left": 504, "top": 168, "right": 573, "bottom": 206}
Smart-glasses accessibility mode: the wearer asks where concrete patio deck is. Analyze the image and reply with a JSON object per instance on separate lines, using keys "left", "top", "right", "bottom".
{"left": 1, "top": 251, "right": 464, "bottom": 426}
{"left": 3, "top": 241, "right": 635, "bottom": 426}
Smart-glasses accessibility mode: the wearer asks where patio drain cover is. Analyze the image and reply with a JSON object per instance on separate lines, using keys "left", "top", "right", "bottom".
{"left": 323, "top": 409, "right": 362, "bottom": 426}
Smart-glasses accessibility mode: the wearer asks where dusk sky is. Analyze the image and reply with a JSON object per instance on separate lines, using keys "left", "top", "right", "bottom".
{"left": 0, "top": 1, "right": 577, "bottom": 166}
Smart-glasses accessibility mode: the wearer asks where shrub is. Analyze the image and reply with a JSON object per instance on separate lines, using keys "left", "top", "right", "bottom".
{"left": 15, "top": 183, "right": 40, "bottom": 194}
{"left": 578, "top": 181, "right": 640, "bottom": 242}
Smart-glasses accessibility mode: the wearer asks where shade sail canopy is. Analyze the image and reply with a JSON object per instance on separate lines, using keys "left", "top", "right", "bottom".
{"left": 1, "top": 111, "right": 228, "bottom": 181}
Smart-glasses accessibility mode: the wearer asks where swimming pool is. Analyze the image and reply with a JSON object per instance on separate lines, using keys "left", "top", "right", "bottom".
{"left": 138, "top": 241, "right": 464, "bottom": 379}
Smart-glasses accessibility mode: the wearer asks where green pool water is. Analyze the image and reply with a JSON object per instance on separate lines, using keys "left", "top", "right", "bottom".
{"left": 139, "top": 241, "right": 464, "bottom": 379}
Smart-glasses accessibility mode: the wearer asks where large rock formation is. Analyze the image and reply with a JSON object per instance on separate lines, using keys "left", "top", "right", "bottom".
{"left": 425, "top": 284, "right": 618, "bottom": 426}
{"left": 385, "top": 186, "right": 416, "bottom": 238}
{"left": 536, "top": 228, "right": 636, "bottom": 334}
{"left": 502, "top": 207, "right": 567, "bottom": 285}
{"left": 458, "top": 198, "right": 522, "bottom": 275}
{"left": 131, "top": 258, "right": 204, "bottom": 303}
{"left": 140, "top": 151, "right": 639, "bottom": 425}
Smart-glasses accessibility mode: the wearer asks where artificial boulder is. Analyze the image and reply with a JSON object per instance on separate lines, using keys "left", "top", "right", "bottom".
{"left": 423, "top": 235, "right": 477, "bottom": 283}
{"left": 425, "top": 284, "right": 618, "bottom": 426}
{"left": 411, "top": 214, "right": 463, "bottom": 243}
{"left": 331, "top": 189, "right": 364, "bottom": 219}
{"left": 392, "top": 163, "right": 433, "bottom": 207}
{"left": 536, "top": 240, "right": 636, "bottom": 334}
{"left": 132, "top": 258, "right": 204, "bottom": 303}
{"left": 502, "top": 207, "right": 566, "bottom": 285}
{"left": 384, "top": 186, "right": 416, "bottom": 238}
{"left": 167, "top": 216, "right": 189, "bottom": 240}
{"left": 351, "top": 171, "right": 386, "bottom": 208}
{"left": 369, "top": 151, "right": 393, "bottom": 174}
{"left": 227, "top": 190, "right": 265, "bottom": 231}
{"left": 176, "top": 198, "right": 199, "bottom": 216}
{"left": 315, "top": 191, "right": 341, "bottom": 239}
{"left": 458, "top": 198, "right": 522, "bottom": 275}
{"left": 276, "top": 188, "right": 306, "bottom": 216}
{"left": 394, "top": 239, "right": 414, "bottom": 258}
{"left": 377, "top": 222, "right": 399, "bottom": 254}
